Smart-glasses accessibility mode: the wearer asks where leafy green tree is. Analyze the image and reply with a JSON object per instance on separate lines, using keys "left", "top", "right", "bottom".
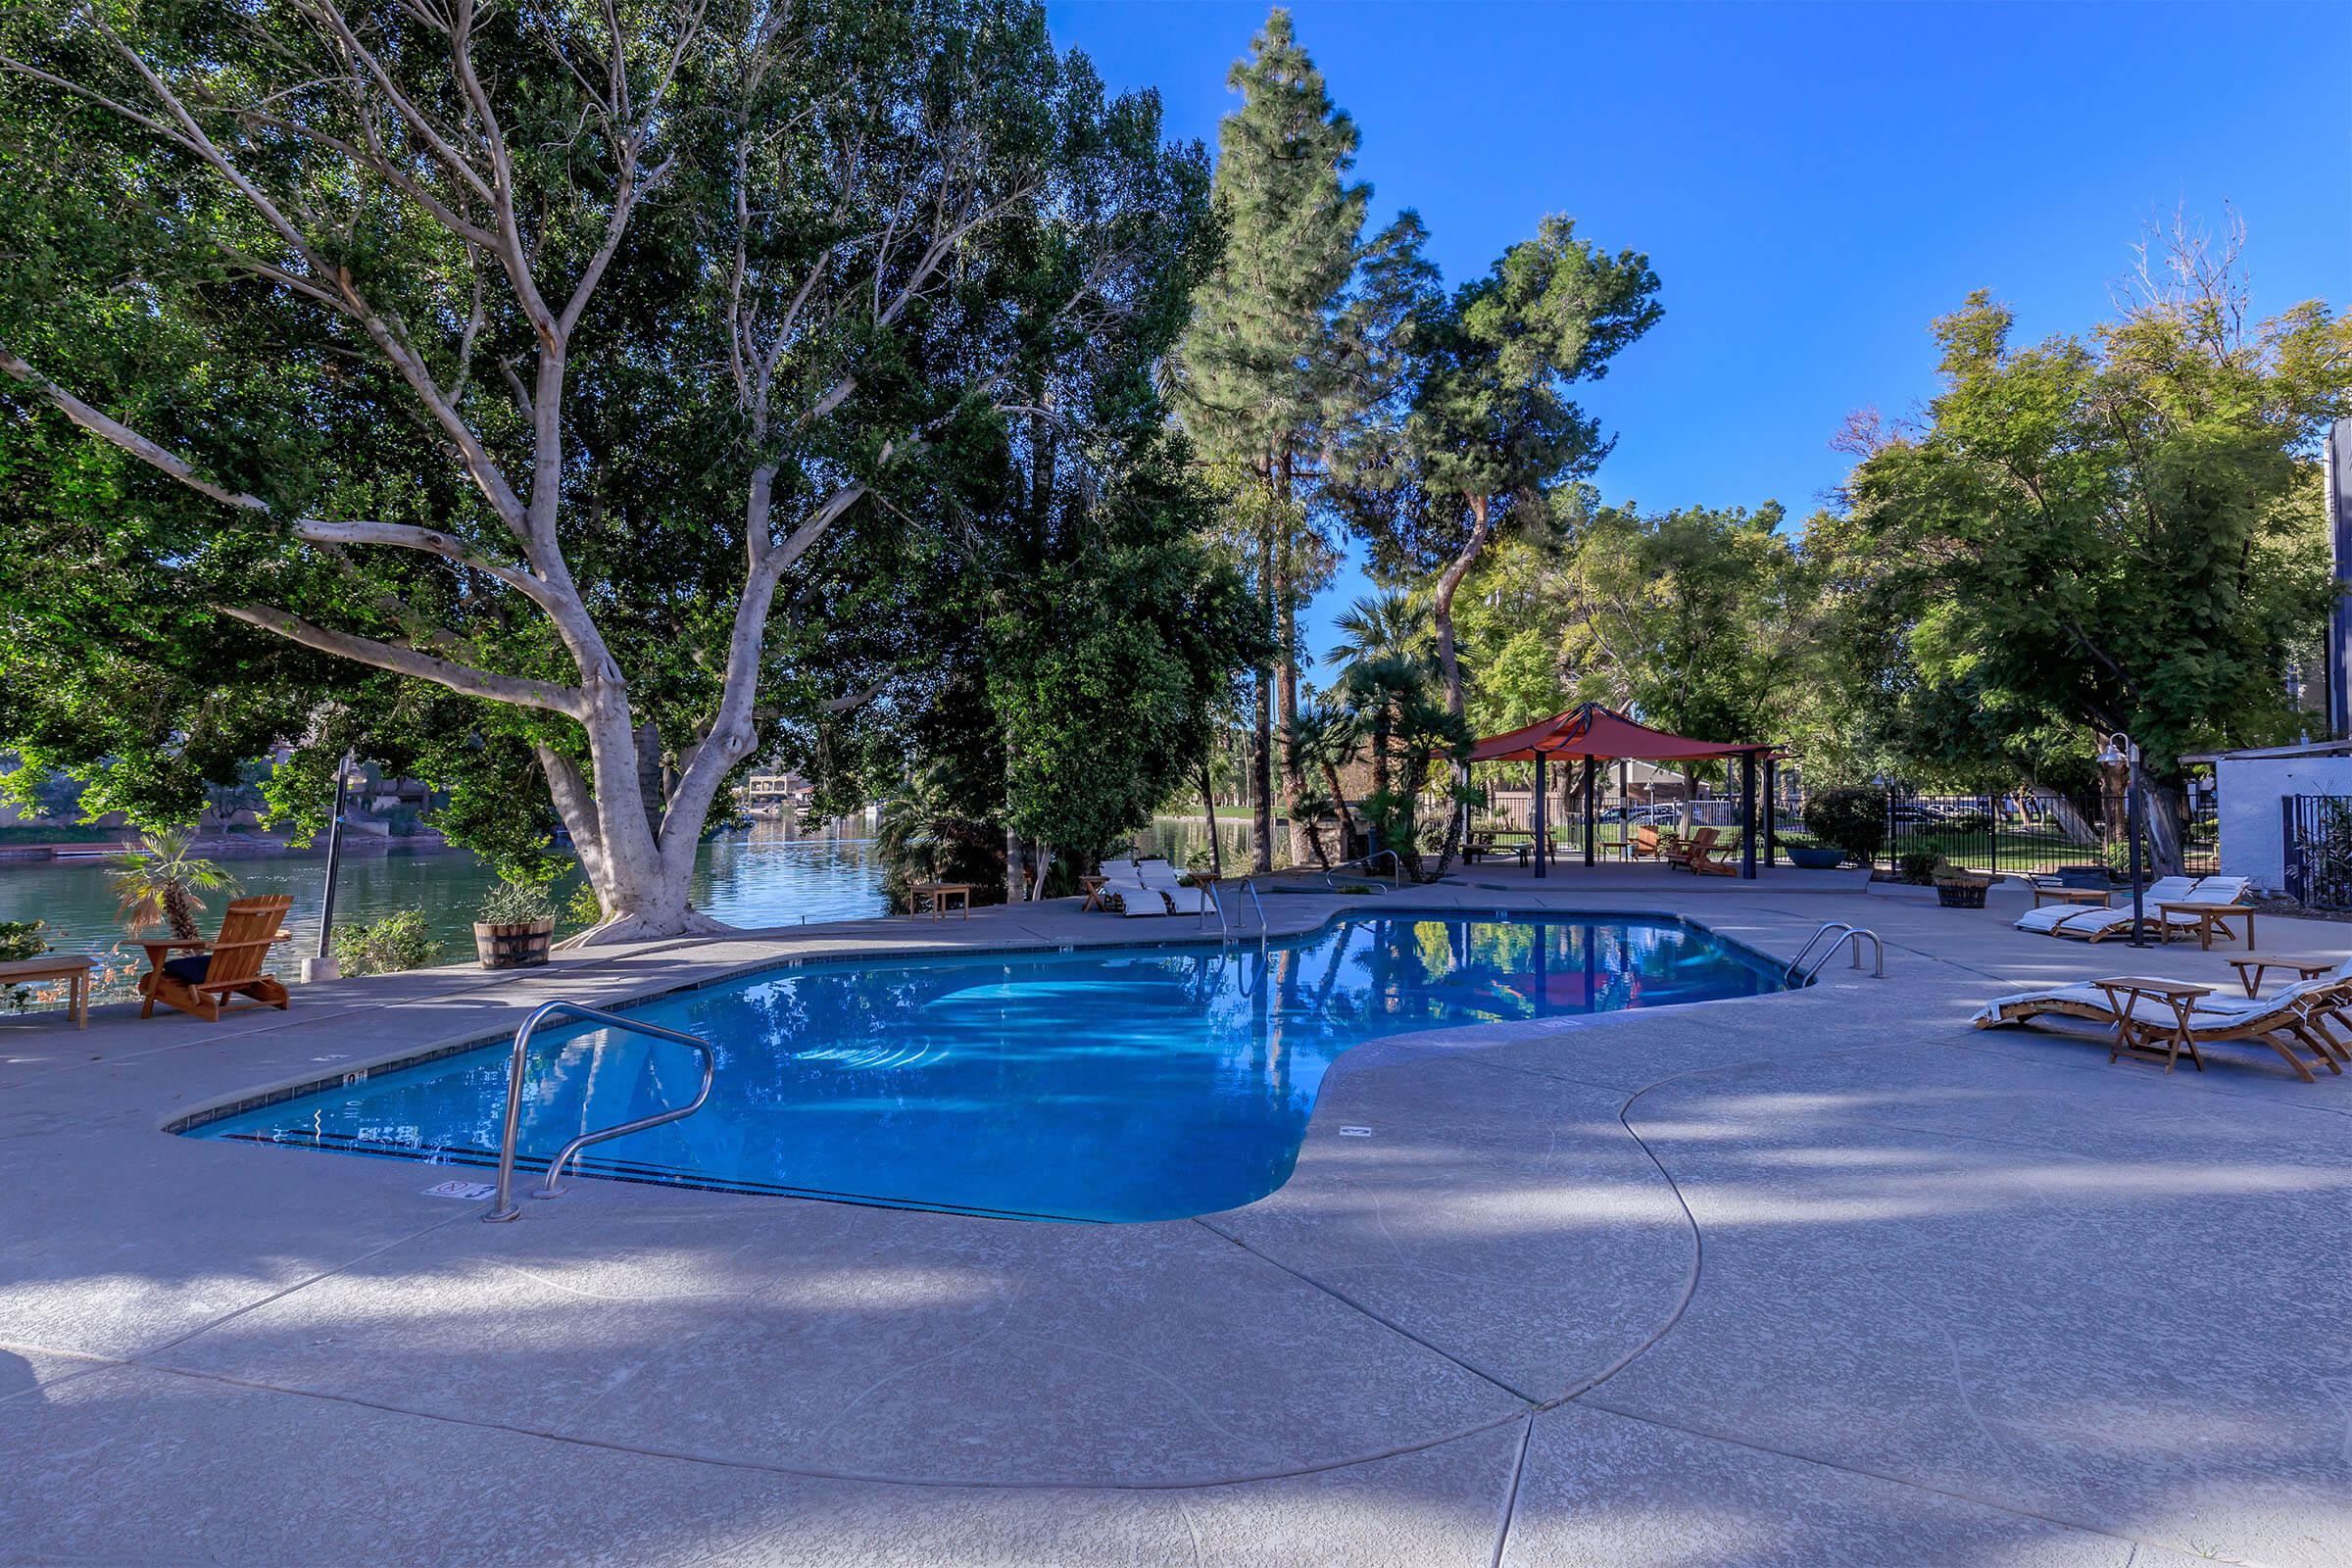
{"left": 1172, "top": 9, "right": 1367, "bottom": 870}
{"left": 1554, "top": 501, "right": 1813, "bottom": 823}
{"left": 0, "top": 0, "right": 1206, "bottom": 940}
{"left": 1825, "top": 224, "right": 2348, "bottom": 871}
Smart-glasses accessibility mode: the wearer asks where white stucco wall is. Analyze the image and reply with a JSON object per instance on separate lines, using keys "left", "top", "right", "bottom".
{"left": 2217, "top": 755, "right": 2352, "bottom": 893}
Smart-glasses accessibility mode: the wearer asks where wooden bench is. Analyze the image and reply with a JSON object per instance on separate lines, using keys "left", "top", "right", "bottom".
{"left": 909, "top": 881, "right": 973, "bottom": 919}
{"left": 0, "top": 956, "right": 96, "bottom": 1029}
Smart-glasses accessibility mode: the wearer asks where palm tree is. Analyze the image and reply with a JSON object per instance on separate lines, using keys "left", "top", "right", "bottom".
{"left": 1326, "top": 590, "right": 1429, "bottom": 669}
{"left": 1282, "top": 702, "right": 1363, "bottom": 866}
{"left": 875, "top": 769, "right": 956, "bottom": 888}
{"left": 1387, "top": 690, "right": 1478, "bottom": 880}
{"left": 109, "top": 828, "right": 237, "bottom": 941}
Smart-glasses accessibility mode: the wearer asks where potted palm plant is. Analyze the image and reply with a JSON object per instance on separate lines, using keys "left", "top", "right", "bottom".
{"left": 473, "top": 879, "right": 559, "bottom": 968}
{"left": 109, "top": 828, "right": 238, "bottom": 941}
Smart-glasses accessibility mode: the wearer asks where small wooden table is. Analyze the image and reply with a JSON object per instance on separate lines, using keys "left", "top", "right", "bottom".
{"left": 2157, "top": 902, "right": 2254, "bottom": 951}
{"left": 2031, "top": 885, "right": 2114, "bottom": 909}
{"left": 909, "top": 882, "right": 973, "bottom": 920}
{"left": 2091, "top": 976, "right": 2214, "bottom": 1074}
{"left": 2226, "top": 954, "right": 2335, "bottom": 998}
{"left": 1079, "top": 875, "right": 1110, "bottom": 912}
{"left": 0, "top": 956, "right": 96, "bottom": 1029}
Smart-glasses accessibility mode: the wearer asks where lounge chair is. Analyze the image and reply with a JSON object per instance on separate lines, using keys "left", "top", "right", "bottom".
{"left": 2022, "top": 876, "right": 2248, "bottom": 943}
{"left": 1628, "top": 824, "right": 1666, "bottom": 861}
{"left": 1133, "top": 858, "right": 1213, "bottom": 915}
{"left": 136, "top": 894, "right": 294, "bottom": 1022}
{"left": 1972, "top": 961, "right": 2351, "bottom": 1082}
{"left": 2013, "top": 876, "right": 2196, "bottom": 938}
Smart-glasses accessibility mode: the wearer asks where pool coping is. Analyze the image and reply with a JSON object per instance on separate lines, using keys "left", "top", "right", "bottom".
{"left": 157, "top": 900, "right": 1792, "bottom": 1143}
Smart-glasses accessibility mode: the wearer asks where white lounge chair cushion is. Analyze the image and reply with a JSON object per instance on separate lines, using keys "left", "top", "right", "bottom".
{"left": 1112, "top": 884, "right": 1170, "bottom": 917}
{"left": 1972, "top": 976, "right": 2331, "bottom": 1031}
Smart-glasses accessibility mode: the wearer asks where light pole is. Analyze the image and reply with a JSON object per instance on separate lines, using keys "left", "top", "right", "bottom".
{"left": 300, "top": 751, "right": 355, "bottom": 984}
{"left": 2096, "top": 731, "right": 2145, "bottom": 949}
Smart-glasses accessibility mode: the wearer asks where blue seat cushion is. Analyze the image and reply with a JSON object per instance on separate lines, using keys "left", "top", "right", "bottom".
{"left": 162, "top": 953, "right": 211, "bottom": 986}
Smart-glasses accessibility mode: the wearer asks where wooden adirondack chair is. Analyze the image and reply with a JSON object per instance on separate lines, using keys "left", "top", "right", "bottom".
{"left": 1668, "top": 826, "right": 1720, "bottom": 872}
{"left": 136, "top": 894, "right": 294, "bottom": 1022}
{"left": 1628, "top": 824, "right": 1666, "bottom": 861}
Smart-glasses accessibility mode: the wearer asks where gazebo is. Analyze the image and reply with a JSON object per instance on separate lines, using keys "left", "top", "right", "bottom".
{"left": 1464, "top": 703, "right": 1782, "bottom": 879}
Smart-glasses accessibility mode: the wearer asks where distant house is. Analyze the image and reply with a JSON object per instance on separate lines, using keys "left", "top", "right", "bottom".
{"left": 740, "top": 768, "right": 815, "bottom": 817}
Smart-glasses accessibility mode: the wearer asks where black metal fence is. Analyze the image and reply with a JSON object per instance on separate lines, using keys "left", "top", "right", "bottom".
{"left": 2282, "top": 795, "right": 2352, "bottom": 908}
{"left": 1784, "top": 788, "right": 2218, "bottom": 878}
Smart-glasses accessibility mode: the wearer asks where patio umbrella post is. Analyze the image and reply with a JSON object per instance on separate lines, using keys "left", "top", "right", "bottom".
{"left": 1532, "top": 753, "right": 1547, "bottom": 879}
{"left": 1582, "top": 756, "right": 1596, "bottom": 866}
{"left": 1740, "top": 751, "right": 1758, "bottom": 879}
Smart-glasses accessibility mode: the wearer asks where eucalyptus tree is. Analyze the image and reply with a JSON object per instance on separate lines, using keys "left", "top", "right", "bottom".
{"left": 0, "top": 0, "right": 1208, "bottom": 940}
{"left": 1171, "top": 8, "right": 1366, "bottom": 869}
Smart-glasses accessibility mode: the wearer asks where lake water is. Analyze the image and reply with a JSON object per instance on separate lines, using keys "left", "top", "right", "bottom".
{"left": 0, "top": 825, "right": 885, "bottom": 1004}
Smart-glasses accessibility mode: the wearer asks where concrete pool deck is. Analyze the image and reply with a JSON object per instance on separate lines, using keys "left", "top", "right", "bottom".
{"left": 2, "top": 868, "right": 2348, "bottom": 1565}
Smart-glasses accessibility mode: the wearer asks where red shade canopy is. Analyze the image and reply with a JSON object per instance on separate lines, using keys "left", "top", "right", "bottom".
{"left": 1466, "top": 703, "right": 1775, "bottom": 763}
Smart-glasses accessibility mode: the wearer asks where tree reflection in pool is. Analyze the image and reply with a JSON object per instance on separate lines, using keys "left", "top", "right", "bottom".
{"left": 191, "top": 911, "right": 1789, "bottom": 1222}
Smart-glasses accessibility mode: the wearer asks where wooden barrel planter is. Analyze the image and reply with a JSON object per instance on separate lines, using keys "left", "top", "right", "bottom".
{"left": 1934, "top": 876, "right": 1991, "bottom": 908}
{"left": 474, "top": 916, "right": 556, "bottom": 969}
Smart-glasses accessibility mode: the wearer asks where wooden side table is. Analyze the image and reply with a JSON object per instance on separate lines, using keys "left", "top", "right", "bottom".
{"left": 2091, "top": 977, "right": 2214, "bottom": 1074}
{"left": 2031, "top": 885, "right": 2114, "bottom": 909}
{"left": 2157, "top": 902, "right": 2253, "bottom": 951}
{"left": 2226, "top": 954, "right": 2334, "bottom": 998}
{"left": 909, "top": 882, "right": 972, "bottom": 920}
{"left": 1079, "top": 875, "right": 1110, "bottom": 912}
{"left": 0, "top": 956, "right": 96, "bottom": 1029}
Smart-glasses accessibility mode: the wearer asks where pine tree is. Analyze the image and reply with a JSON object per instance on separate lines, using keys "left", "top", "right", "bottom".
{"left": 1173, "top": 9, "right": 1367, "bottom": 871}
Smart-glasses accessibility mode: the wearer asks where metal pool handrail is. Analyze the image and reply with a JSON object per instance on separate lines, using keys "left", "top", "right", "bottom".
{"left": 486, "top": 1000, "right": 716, "bottom": 1223}
{"left": 1326, "top": 851, "right": 1403, "bottom": 889}
{"left": 1786, "top": 922, "right": 1885, "bottom": 984}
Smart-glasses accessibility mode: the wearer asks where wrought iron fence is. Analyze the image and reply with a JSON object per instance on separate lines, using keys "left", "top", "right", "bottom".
{"left": 2282, "top": 795, "right": 2352, "bottom": 908}
{"left": 1782, "top": 788, "right": 2217, "bottom": 878}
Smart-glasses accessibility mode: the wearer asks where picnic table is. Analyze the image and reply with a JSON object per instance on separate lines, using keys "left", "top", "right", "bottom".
{"left": 0, "top": 956, "right": 95, "bottom": 1029}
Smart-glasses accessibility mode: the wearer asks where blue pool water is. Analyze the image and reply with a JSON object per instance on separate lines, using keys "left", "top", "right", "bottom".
{"left": 190, "top": 911, "right": 1788, "bottom": 1222}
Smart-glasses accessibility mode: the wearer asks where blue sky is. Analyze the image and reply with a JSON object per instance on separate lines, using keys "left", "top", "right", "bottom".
{"left": 1044, "top": 0, "right": 2350, "bottom": 670}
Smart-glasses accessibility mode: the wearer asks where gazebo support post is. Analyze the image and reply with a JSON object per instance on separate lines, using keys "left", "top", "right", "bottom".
{"left": 1532, "top": 753, "right": 1546, "bottom": 880}
{"left": 1582, "top": 756, "right": 1596, "bottom": 866}
{"left": 1740, "top": 751, "right": 1758, "bottom": 880}
{"left": 1762, "top": 757, "right": 1778, "bottom": 870}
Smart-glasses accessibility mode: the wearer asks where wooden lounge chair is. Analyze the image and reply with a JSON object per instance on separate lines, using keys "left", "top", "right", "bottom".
{"left": 1972, "top": 967, "right": 2352, "bottom": 1083}
{"left": 136, "top": 894, "right": 294, "bottom": 1022}
{"left": 1628, "top": 824, "right": 1666, "bottom": 861}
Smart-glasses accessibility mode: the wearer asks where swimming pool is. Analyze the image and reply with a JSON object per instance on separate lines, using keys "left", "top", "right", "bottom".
{"left": 189, "top": 910, "right": 1790, "bottom": 1222}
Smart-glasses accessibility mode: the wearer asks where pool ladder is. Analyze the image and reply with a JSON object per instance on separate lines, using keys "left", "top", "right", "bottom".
{"left": 1787, "top": 922, "right": 1885, "bottom": 984}
{"left": 486, "top": 1000, "right": 716, "bottom": 1223}
{"left": 1204, "top": 876, "right": 1268, "bottom": 937}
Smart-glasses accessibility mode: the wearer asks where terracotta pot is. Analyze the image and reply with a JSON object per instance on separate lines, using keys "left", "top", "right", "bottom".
{"left": 474, "top": 916, "right": 556, "bottom": 969}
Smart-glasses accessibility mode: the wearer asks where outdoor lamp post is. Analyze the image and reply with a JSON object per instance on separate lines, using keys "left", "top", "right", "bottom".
{"left": 299, "top": 751, "right": 355, "bottom": 984}
{"left": 2096, "top": 732, "right": 2146, "bottom": 949}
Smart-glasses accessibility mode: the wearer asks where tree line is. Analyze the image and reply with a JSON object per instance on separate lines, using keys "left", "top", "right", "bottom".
{"left": 0, "top": 3, "right": 2342, "bottom": 925}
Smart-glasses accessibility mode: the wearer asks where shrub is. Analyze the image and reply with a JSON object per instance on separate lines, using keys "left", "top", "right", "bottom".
{"left": 1802, "top": 787, "right": 1886, "bottom": 866}
{"left": 564, "top": 882, "right": 604, "bottom": 929}
{"left": 0, "top": 919, "right": 50, "bottom": 1011}
{"left": 1948, "top": 811, "right": 1993, "bottom": 837}
{"left": 476, "top": 879, "right": 558, "bottom": 925}
{"left": 331, "top": 910, "right": 443, "bottom": 976}
{"left": 1896, "top": 849, "right": 1942, "bottom": 885}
